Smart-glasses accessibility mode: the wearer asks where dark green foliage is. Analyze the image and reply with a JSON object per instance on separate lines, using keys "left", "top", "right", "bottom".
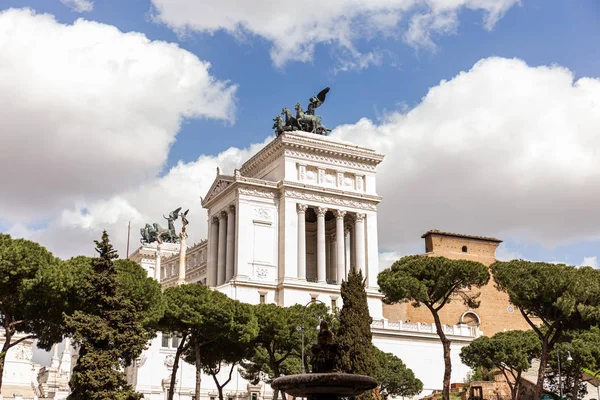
{"left": 336, "top": 268, "right": 376, "bottom": 400}
{"left": 0, "top": 234, "right": 69, "bottom": 390}
{"left": 200, "top": 301, "right": 259, "bottom": 400}
{"left": 373, "top": 346, "right": 423, "bottom": 398}
{"left": 65, "top": 231, "right": 156, "bottom": 400}
{"left": 159, "top": 284, "right": 257, "bottom": 400}
{"left": 491, "top": 261, "right": 600, "bottom": 400}
{"left": 378, "top": 255, "right": 489, "bottom": 400}
{"left": 240, "top": 302, "right": 329, "bottom": 400}
{"left": 545, "top": 327, "right": 600, "bottom": 399}
{"left": 460, "top": 330, "right": 541, "bottom": 400}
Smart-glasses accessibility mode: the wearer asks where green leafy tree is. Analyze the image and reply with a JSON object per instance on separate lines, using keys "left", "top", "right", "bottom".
{"left": 65, "top": 231, "right": 159, "bottom": 400}
{"left": 460, "top": 330, "right": 541, "bottom": 400}
{"left": 159, "top": 284, "right": 247, "bottom": 400}
{"left": 492, "top": 261, "right": 600, "bottom": 400}
{"left": 240, "top": 302, "right": 327, "bottom": 400}
{"left": 545, "top": 327, "right": 600, "bottom": 399}
{"left": 0, "top": 234, "right": 82, "bottom": 391}
{"left": 373, "top": 346, "right": 423, "bottom": 399}
{"left": 336, "top": 269, "right": 376, "bottom": 400}
{"left": 200, "top": 301, "right": 259, "bottom": 400}
{"left": 378, "top": 255, "right": 490, "bottom": 400}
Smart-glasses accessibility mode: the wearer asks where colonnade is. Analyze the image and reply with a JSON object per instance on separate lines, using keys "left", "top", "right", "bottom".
{"left": 207, "top": 205, "right": 236, "bottom": 286}
{"left": 296, "top": 204, "right": 366, "bottom": 283}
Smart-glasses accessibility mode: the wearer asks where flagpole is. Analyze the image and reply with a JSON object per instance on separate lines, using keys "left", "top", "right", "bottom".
{"left": 126, "top": 221, "right": 131, "bottom": 259}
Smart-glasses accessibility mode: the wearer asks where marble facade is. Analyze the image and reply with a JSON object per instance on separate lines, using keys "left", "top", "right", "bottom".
{"left": 125, "top": 131, "right": 481, "bottom": 400}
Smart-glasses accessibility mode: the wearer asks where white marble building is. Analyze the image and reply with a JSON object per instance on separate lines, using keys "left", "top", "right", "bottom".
{"left": 127, "top": 131, "right": 480, "bottom": 400}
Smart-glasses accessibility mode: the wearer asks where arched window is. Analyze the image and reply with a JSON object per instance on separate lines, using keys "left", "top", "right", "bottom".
{"left": 460, "top": 311, "right": 481, "bottom": 327}
{"left": 461, "top": 245, "right": 468, "bottom": 253}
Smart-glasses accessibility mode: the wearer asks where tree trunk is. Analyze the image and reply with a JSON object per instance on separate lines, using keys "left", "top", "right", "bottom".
{"left": 430, "top": 308, "right": 451, "bottom": 400}
{"left": 0, "top": 325, "right": 14, "bottom": 392}
{"left": 572, "top": 373, "right": 581, "bottom": 400}
{"left": 513, "top": 372, "right": 521, "bottom": 400}
{"left": 0, "top": 348, "right": 6, "bottom": 391}
{"left": 194, "top": 337, "right": 202, "bottom": 400}
{"left": 273, "top": 388, "right": 280, "bottom": 400}
{"left": 535, "top": 338, "right": 550, "bottom": 400}
{"left": 168, "top": 333, "right": 188, "bottom": 400}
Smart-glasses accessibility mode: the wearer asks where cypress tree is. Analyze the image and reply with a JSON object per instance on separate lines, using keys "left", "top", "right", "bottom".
{"left": 336, "top": 268, "right": 376, "bottom": 399}
{"left": 65, "top": 231, "right": 150, "bottom": 400}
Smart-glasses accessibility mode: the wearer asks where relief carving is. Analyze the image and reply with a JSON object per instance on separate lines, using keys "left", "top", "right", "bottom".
{"left": 255, "top": 208, "right": 272, "bottom": 221}
{"left": 284, "top": 190, "right": 378, "bottom": 211}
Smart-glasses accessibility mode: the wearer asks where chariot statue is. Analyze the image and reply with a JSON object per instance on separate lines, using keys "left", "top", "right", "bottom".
{"left": 274, "top": 87, "right": 332, "bottom": 136}
{"left": 140, "top": 207, "right": 189, "bottom": 245}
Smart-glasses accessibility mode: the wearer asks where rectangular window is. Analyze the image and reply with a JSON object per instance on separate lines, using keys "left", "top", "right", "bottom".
{"left": 172, "top": 335, "right": 180, "bottom": 348}
{"left": 331, "top": 299, "right": 337, "bottom": 310}
{"left": 211, "top": 396, "right": 216, "bottom": 400}
{"left": 311, "top": 296, "right": 317, "bottom": 304}
{"left": 260, "top": 294, "right": 266, "bottom": 304}
{"left": 161, "top": 332, "right": 170, "bottom": 348}
{"left": 252, "top": 393, "right": 258, "bottom": 400}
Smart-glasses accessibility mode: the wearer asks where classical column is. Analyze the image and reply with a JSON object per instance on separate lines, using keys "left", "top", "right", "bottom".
{"left": 177, "top": 231, "right": 188, "bottom": 285}
{"left": 59, "top": 337, "right": 72, "bottom": 374}
{"left": 297, "top": 204, "right": 308, "bottom": 280}
{"left": 335, "top": 210, "right": 346, "bottom": 283}
{"left": 354, "top": 213, "right": 366, "bottom": 277}
{"left": 317, "top": 207, "right": 327, "bottom": 283}
{"left": 208, "top": 217, "right": 219, "bottom": 286}
{"left": 154, "top": 243, "right": 162, "bottom": 282}
{"left": 50, "top": 343, "right": 60, "bottom": 368}
{"left": 225, "top": 205, "right": 235, "bottom": 282}
{"left": 217, "top": 211, "right": 227, "bottom": 285}
{"left": 349, "top": 224, "right": 355, "bottom": 271}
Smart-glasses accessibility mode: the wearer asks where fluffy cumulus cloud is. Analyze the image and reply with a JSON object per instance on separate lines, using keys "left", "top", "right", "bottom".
{"left": 333, "top": 57, "right": 600, "bottom": 254}
{"left": 60, "top": 0, "right": 94, "bottom": 13}
{"left": 149, "top": 0, "right": 520, "bottom": 67}
{"left": 7, "top": 56, "right": 600, "bottom": 262}
{"left": 11, "top": 139, "right": 272, "bottom": 259}
{"left": 0, "top": 8, "right": 237, "bottom": 224}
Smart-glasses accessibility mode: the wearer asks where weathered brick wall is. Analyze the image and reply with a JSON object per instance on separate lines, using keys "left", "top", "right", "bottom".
{"left": 382, "top": 233, "right": 535, "bottom": 337}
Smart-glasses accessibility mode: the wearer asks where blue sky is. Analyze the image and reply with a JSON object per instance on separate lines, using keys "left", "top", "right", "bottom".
{"left": 1, "top": 0, "right": 599, "bottom": 266}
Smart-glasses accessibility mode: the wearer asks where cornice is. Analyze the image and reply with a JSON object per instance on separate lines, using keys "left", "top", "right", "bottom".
{"left": 240, "top": 132, "right": 384, "bottom": 178}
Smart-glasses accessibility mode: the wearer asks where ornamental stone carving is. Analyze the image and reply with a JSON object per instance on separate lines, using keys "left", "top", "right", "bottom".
{"left": 355, "top": 213, "right": 366, "bottom": 222}
{"left": 238, "top": 187, "right": 277, "bottom": 199}
{"left": 284, "top": 189, "right": 378, "bottom": 211}
{"left": 317, "top": 207, "right": 328, "bottom": 217}
{"left": 164, "top": 354, "right": 175, "bottom": 369}
{"left": 254, "top": 207, "right": 271, "bottom": 221}
{"left": 297, "top": 204, "right": 308, "bottom": 213}
{"left": 335, "top": 210, "right": 346, "bottom": 220}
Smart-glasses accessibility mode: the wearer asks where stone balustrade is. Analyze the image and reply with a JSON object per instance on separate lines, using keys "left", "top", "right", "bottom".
{"left": 371, "top": 319, "right": 480, "bottom": 338}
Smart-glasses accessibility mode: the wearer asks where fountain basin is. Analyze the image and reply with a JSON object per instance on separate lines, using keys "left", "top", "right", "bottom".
{"left": 271, "top": 373, "right": 377, "bottom": 398}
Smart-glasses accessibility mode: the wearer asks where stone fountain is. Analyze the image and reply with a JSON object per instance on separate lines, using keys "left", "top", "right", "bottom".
{"left": 271, "top": 321, "right": 377, "bottom": 400}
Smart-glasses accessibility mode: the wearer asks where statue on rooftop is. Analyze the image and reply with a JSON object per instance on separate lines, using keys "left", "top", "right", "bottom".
{"left": 140, "top": 207, "right": 188, "bottom": 245}
{"left": 273, "top": 87, "right": 332, "bottom": 136}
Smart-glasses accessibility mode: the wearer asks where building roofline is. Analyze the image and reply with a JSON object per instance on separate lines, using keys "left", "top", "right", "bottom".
{"left": 421, "top": 229, "right": 503, "bottom": 243}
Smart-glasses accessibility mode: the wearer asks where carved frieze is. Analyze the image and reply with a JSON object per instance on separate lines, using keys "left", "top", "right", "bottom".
{"left": 238, "top": 187, "right": 277, "bottom": 199}
{"left": 284, "top": 149, "right": 378, "bottom": 172}
{"left": 284, "top": 189, "right": 377, "bottom": 211}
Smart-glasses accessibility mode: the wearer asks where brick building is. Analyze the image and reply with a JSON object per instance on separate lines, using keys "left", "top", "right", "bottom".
{"left": 383, "top": 229, "right": 534, "bottom": 337}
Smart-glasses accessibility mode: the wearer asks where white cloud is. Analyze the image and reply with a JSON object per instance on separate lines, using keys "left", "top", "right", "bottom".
{"left": 8, "top": 56, "right": 600, "bottom": 262}
{"left": 581, "top": 256, "right": 598, "bottom": 269}
{"left": 0, "top": 8, "right": 237, "bottom": 224}
{"left": 331, "top": 57, "right": 600, "bottom": 255}
{"left": 60, "top": 0, "right": 94, "bottom": 13}
{"left": 12, "top": 139, "right": 272, "bottom": 259}
{"left": 149, "top": 0, "right": 520, "bottom": 68}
